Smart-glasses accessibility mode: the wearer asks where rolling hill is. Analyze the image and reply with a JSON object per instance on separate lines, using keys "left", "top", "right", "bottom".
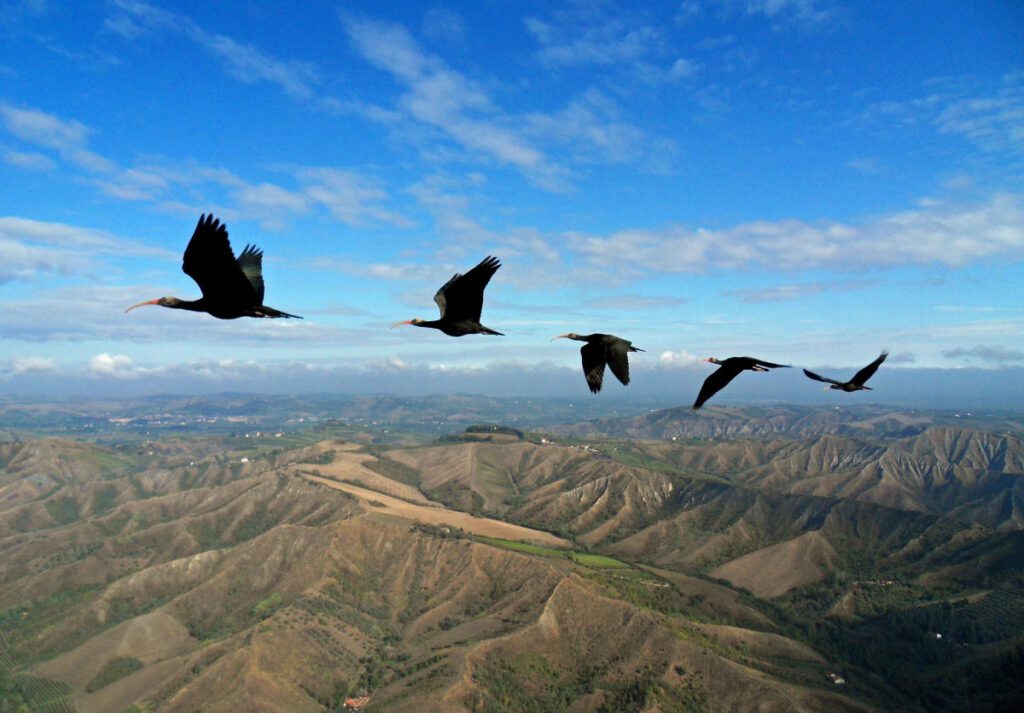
{"left": 1, "top": 411, "right": 1022, "bottom": 712}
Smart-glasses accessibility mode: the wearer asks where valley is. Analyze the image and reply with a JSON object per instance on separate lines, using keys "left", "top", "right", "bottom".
{"left": 1, "top": 400, "right": 1022, "bottom": 712}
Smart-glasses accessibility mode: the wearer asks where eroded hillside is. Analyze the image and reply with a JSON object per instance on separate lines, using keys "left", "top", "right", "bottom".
{"left": 0, "top": 436, "right": 885, "bottom": 713}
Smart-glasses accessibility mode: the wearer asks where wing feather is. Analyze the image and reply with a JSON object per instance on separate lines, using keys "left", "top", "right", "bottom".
{"left": 433, "top": 273, "right": 459, "bottom": 318}
{"left": 433, "top": 256, "right": 500, "bottom": 323}
{"left": 606, "top": 339, "right": 632, "bottom": 386}
{"left": 580, "top": 342, "right": 606, "bottom": 393}
{"left": 236, "top": 244, "right": 265, "bottom": 304}
{"left": 851, "top": 351, "right": 888, "bottom": 386}
{"left": 803, "top": 368, "right": 843, "bottom": 386}
{"left": 753, "top": 358, "right": 789, "bottom": 369}
{"left": 182, "top": 214, "right": 258, "bottom": 307}
{"left": 693, "top": 363, "right": 743, "bottom": 410}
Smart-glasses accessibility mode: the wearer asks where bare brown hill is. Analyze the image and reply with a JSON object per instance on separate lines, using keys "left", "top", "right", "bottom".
{"left": 4, "top": 428, "right": 1024, "bottom": 712}
{"left": 0, "top": 435, "right": 880, "bottom": 713}
{"left": 555, "top": 404, "right": 1024, "bottom": 442}
{"left": 710, "top": 531, "right": 838, "bottom": 598}
{"left": 625, "top": 427, "right": 1024, "bottom": 529}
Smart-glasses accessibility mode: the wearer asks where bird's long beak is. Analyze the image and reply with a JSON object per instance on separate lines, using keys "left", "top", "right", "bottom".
{"left": 551, "top": 334, "right": 572, "bottom": 341}
{"left": 391, "top": 320, "right": 413, "bottom": 329}
{"left": 125, "top": 299, "right": 158, "bottom": 314}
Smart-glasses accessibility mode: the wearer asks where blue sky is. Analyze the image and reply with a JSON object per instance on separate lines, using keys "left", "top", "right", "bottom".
{"left": 1, "top": 0, "right": 1022, "bottom": 405}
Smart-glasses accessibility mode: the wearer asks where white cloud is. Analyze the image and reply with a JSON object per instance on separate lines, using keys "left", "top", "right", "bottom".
{"left": 658, "top": 349, "right": 703, "bottom": 368}
{"left": 297, "top": 168, "right": 412, "bottom": 227}
{"left": 524, "top": 90, "right": 676, "bottom": 167}
{"left": 2, "top": 146, "right": 55, "bottom": 170}
{"left": 342, "top": 15, "right": 568, "bottom": 189}
{"left": 669, "top": 58, "right": 698, "bottom": 80}
{"left": 847, "top": 156, "right": 883, "bottom": 175}
{"left": 7, "top": 356, "right": 57, "bottom": 375}
{"left": 0, "top": 102, "right": 115, "bottom": 172}
{"left": 935, "top": 72, "right": 1024, "bottom": 155}
{"left": 524, "top": 16, "right": 663, "bottom": 67}
{"left": 0, "top": 99, "right": 407, "bottom": 229}
{"left": 231, "top": 181, "right": 310, "bottom": 227}
{"left": 89, "top": 352, "right": 140, "bottom": 377}
{"left": 421, "top": 7, "right": 466, "bottom": 44}
{"left": 855, "top": 73, "right": 1024, "bottom": 159}
{"left": 109, "top": 0, "right": 318, "bottom": 99}
{"left": 0, "top": 216, "right": 168, "bottom": 283}
{"left": 941, "top": 345, "right": 1024, "bottom": 365}
{"left": 568, "top": 193, "right": 1024, "bottom": 273}
{"left": 728, "top": 279, "right": 876, "bottom": 303}
{"left": 201, "top": 33, "right": 318, "bottom": 99}
{"left": 715, "top": 0, "right": 842, "bottom": 28}
{"left": 369, "top": 356, "right": 411, "bottom": 371}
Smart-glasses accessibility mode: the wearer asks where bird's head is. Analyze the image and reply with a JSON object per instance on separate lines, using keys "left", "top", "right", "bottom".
{"left": 125, "top": 296, "right": 181, "bottom": 313}
{"left": 391, "top": 318, "right": 425, "bottom": 328}
{"left": 704, "top": 357, "right": 723, "bottom": 365}
{"left": 551, "top": 333, "right": 580, "bottom": 342}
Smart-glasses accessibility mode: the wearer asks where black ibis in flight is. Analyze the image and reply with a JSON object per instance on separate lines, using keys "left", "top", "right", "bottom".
{"left": 693, "top": 356, "right": 789, "bottom": 410}
{"left": 552, "top": 333, "right": 644, "bottom": 393}
{"left": 803, "top": 351, "right": 888, "bottom": 392}
{"left": 392, "top": 256, "right": 503, "bottom": 336}
{"left": 126, "top": 214, "right": 300, "bottom": 320}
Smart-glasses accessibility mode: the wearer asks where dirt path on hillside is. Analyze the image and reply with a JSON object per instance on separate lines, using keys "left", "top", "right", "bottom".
{"left": 299, "top": 472, "right": 570, "bottom": 548}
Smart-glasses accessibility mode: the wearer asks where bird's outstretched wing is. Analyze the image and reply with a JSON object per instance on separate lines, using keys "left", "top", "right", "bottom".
{"left": 803, "top": 368, "right": 843, "bottom": 386}
{"left": 236, "top": 244, "right": 265, "bottom": 304}
{"left": 693, "top": 363, "right": 743, "bottom": 410}
{"left": 580, "top": 342, "right": 607, "bottom": 393}
{"left": 433, "top": 256, "right": 501, "bottom": 322}
{"left": 182, "top": 214, "right": 258, "bottom": 307}
{"left": 753, "top": 359, "right": 789, "bottom": 369}
{"left": 851, "top": 351, "right": 888, "bottom": 386}
{"left": 606, "top": 339, "right": 632, "bottom": 387}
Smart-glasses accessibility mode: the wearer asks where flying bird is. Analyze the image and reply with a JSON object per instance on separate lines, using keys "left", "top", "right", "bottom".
{"left": 803, "top": 351, "right": 888, "bottom": 392}
{"left": 126, "top": 214, "right": 300, "bottom": 320}
{"left": 392, "top": 256, "right": 503, "bottom": 336}
{"left": 693, "top": 356, "right": 789, "bottom": 410}
{"left": 552, "top": 333, "right": 644, "bottom": 394}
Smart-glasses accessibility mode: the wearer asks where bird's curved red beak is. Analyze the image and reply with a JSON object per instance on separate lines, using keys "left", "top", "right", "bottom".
{"left": 391, "top": 320, "right": 413, "bottom": 328}
{"left": 551, "top": 334, "right": 572, "bottom": 341}
{"left": 125, "top": 299, "right": 159, "bottom": 314}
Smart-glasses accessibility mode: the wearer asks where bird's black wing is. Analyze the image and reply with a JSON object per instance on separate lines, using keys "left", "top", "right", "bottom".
{"left": 433, "top": 273, "right": 458, "bottom": 319}
{"left": 850, "top": 351, "right": 888, "bottom": 386}
{"left": 236, "top": 244, "right": 265, "bottom": 304}
{"left": 803, "top": 368, "right": 843, "bottom": 386}
{"left": 693, "top": 363, "right": 743, "bottom": 410}
{"left": 182, "top": 214, "right": 258, "bottom": 307}
{"left": 752, "top": 358, "right": 789, "bottom": 369}
{"left": 606, "top": 339, "right": 632, "bottom": 387}
{"left": 433, "top": 256, "right": 500, "bottom": 323}
{"left": 580, "top": 342, "right": 607, "bottom": 394}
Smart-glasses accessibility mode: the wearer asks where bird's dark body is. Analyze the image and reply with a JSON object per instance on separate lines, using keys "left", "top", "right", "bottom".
{"left": 418, "top": 320, "right": 503, "bottom": 337}
{"left": 397, "top": 256, "right": 503, "bottom": 337}
{"left": 126, "top": 214, "right": 300, "bottom": 320}
{"left": 555, "top": 333, "right": 644, "bottom": 393}
{"left": 803, "top": 352, "right": 888, "bottom": 392}
{"left": 693, "top": 356, "right": 789, "bottom": 410}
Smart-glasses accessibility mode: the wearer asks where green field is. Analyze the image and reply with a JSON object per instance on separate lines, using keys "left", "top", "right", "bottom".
{"left": 476, "top": 536, "right": 629, "bottom": 570}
